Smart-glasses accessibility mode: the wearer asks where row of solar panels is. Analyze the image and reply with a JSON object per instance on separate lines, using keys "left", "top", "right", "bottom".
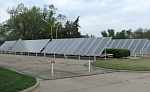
{"left": 107, "top": 39, "right": 150, "bottom": 56}
{"left": 0, "top": 38, "right": 111, "bottom": 56}
{"left": 0, "top": 38, "right": 150, "bottom": 56}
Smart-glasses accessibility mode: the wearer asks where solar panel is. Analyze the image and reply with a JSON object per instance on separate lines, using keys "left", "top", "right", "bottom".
{"left": 95, "top": 38, "right": 111, "bottom": 56}
{"left": 65, "top": 38, "right": 85, "bottom": 55}
{"left": 133, "top": 39, "right": 148, "bottom": 55}
{"left": 12, "top": 39, "right": 50, "bottom": 53}
{"left": 142, "top": 40, "right": 150, "bottom": 55}
{"left": 76, "top": 38, "right": 94, "bottom": 55}
{"left": 0, "top": 40, "right": 17, "bottom": 52}
{"left": 83, "top": 38, "right": 98, "bottom": 55}
{"left": 2, "top": 38, "right": 148, "bottom": 57}
{"left": 44, "top": 38, "right": 111, "bottom": 56}
{"left": 109, "top": 40, "right": 119, "bottom": 48}
{"left": 117, "top": 40, "right": 126, "bottom": 48}
{"left": 107, "top": 39, "right": 148, "bottom": 56}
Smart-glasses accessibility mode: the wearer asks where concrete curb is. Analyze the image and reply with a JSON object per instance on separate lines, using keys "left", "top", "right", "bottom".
{"left": 94, "top": 66, "right": 150, "bottom": 73}
{"left": 20, "top": 79, "right": 40, "bottom": 92}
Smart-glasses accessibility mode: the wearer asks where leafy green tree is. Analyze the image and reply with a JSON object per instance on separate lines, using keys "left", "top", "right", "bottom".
{"left": 101, "top": 29, "right": 115, "bottom": 38}
{"left": 0, "top": 4, "right": 81, "bottom": 40}
{"left": 107, "top": 29, "right": 115, "bottom": 37}
{"left": 101, "top": 31, "right": 108, "bottom": 37}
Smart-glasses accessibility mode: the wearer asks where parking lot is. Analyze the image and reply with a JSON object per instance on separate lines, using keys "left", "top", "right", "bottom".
{"left": 0, "top": 54, "right": 111, "bottom": 80}
{"left": 1, "top": 54, "right": 150, "bottom": 92}
{"left": 40, "top": 72, "right": 150, "bottom": 92}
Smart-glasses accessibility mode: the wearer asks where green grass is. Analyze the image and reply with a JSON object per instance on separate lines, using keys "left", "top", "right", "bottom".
{"left": 0, "top": 67, "right": 36, "bottom": 92}
{"left": 95, "top": 58, "right": 150, "bottom": 71}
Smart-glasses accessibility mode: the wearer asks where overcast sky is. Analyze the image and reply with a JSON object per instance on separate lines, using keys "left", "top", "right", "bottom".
{"left": 0, "top": 0, "right": 150, "bottom": 36}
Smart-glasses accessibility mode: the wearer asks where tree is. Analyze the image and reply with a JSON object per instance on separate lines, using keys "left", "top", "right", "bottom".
{"left": 0, "top": 4, "right": 81, "bottom": 40}
{"left": 62, "top": 16, "right": 81, "bottom": 38}
{"left": 107, "top": 29, "right": 115, "bottom": 37}
{"left": 101, "top": 31, "right": 108, "bottom": 37}
{"left": 133, "top": 28, "right": 144, "bottom": 39}
{"left": 101, "top": 29, "right": 115, "bottom": 38}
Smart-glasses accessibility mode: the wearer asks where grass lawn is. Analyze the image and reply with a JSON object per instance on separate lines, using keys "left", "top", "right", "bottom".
{"left": 95, "top": 57, "right": 150, "bottom": 71}
{"left": 0, "top": 67, "right": 36, "bottom": 92}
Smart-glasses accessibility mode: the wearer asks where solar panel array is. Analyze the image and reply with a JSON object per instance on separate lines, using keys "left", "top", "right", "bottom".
{"left": 107, "top": 39, "right": 149, "bottom": 56}
{"left": 0, "top": 40, "right": 17, "bottom": 51}
{"left": 43, "top": 38, "right": 111, "bottom": 56}
{"left": 142, "top": 40, "right": 150, "bottom": 55}
{"left": 12, "top": 39, "right": 50, "bottom": 53}
{"left": 1, "top": 38, "right": 150, "bottom": 56}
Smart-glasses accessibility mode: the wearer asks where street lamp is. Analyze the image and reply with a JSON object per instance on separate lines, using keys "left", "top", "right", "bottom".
{"left": 56, "top": 14, "right": 67, "bottom": 39}
{"left": 41, "top": 19, "right": 53, "bottom": 39}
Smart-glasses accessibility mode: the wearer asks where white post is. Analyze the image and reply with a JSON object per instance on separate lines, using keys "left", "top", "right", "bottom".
{"left": 66, "top": 55, "right": 68, "bottom": 62}
{"left": 78, "top": 55, "right": 80, "bottom": 61}
{"left": 51, "top": 25, "right": 53, "bottom": 39}
{"left": 56, "top": 26, "right": 58, "bottom": 39}
{"left": 140, "top": 50, "right": 142, "bottom": 56}
{"left": 105, "top": 49, "right": 107, "bottom": 60}
{"left": 64, "top": 54, "right": 67, "bottom": 60}
{"left": 94, "top": 56, "right": 96, "bottom": 62}
{"left": 51, "top": 62, "right": 54, "bottom": 77}
{"left": 54, "top": 53, "right": 55, "bottom": 60}
{"left": 36, "top": 52, "right": 38, "bottom": 56}
{"left": 134, "top": 54, "right": 137, "bottom": 57}
{"left": 88, "top": 56, "right": 91, "bottom": 72}
{"left": 64, "top": 54, "right": 67, "bottom": 64}
{"left": 44, "top": 52, "right": 46, "bottom": 57}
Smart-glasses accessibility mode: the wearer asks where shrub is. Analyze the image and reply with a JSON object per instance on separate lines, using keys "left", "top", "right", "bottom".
{"left": 103, "top": 48, "right": 130, "bottom": 58}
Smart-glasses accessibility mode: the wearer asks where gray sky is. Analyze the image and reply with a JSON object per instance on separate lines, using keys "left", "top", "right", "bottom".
{"left": 0, "top": 0, "right": 150, "bottom": 36}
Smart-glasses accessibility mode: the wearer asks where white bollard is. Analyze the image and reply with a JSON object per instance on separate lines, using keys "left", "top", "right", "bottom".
{"left": 36, "top": 53, "right": 38, "bottom": 56}
{"left": 78, "top": 55, "right": 80, "bottom": 61}
{"left": 44, "top": 53, "right": 46, "bottom": 57}
{"left": 94, "top": 56, "right": 96, "bottom": 62}
{"left": 105, "top": 49, "right": 107, "bottom": 60}
{"left": 51, "top": 62, "right": 54, "bottom": 77}
{"left": 134, "top": 53, "right": 137, "bottom": 57}
{"left": 50, "top": 60, "right": 55, "bottom": 78}
{"left": 54, "top": 53, "right": 55, "bottom": 60}
{"left": 88, "top": 59, "right": 91, "bottom": 72}
{"left": 64, "top": 54, "right": 68, "bottom": 62}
